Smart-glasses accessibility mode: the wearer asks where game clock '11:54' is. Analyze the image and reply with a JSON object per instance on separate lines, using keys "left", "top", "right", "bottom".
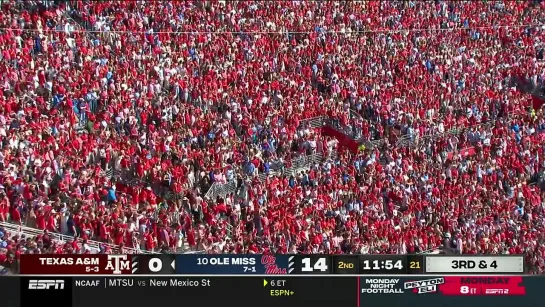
{"left": 362, "top": 259, "right": 404, "bottom": 271}
{"left": 359, "top": 255, "right": 413, "bottom": 274}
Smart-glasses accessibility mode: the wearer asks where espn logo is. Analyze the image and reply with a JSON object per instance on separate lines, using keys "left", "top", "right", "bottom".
{"left": 28, "top": 280, "right": 65, "bottom": 290}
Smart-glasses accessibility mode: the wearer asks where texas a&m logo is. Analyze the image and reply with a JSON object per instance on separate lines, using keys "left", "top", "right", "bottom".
{"left": 105, "top": 255, "right": 131, "bottom": 274}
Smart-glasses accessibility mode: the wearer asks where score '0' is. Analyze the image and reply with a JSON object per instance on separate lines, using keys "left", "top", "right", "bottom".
{"left": 149, "top": 258, "right": 163, "bottom": 272}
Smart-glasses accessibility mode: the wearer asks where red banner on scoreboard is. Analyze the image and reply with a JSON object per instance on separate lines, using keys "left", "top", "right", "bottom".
{"left": 439, "top": 276, "right": 526, "bottom": 296}
{"left": 20, "top": 254, "right": 135, "bottom": 275}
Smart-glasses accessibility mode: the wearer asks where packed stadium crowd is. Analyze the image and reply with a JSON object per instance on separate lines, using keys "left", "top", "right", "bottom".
{"left": 0, "top": 0, "right": 545, "bottom": 274}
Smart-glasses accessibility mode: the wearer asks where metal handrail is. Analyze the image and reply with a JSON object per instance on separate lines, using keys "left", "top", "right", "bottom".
{"left": 300, "top": 116, "right": 328, "bottom": 129}
{"left": 0, "top": 221, "right": 157, "bottom": 254}
{"left": 204, "top": 152, "right": 328, "bottom": 199}
{"left": 395, "top": 120, "right": 495, "bottom": 148}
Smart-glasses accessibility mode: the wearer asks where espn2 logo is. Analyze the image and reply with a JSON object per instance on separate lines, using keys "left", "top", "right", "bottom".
{"left": 485, "top": 289, "right": 509, "bottom": 294}
{"left": 28, "top": 280, "right": 65, "bottom": 290}
{"left": 404, "top": 278, "right": 445, "bottom": 294}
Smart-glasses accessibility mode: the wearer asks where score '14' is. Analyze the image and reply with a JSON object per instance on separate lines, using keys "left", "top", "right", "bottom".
{"left": 301, "top": 258, "right": 329, "bottom": 272}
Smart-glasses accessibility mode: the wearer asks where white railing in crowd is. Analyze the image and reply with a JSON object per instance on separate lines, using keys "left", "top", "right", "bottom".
{"left": 395, "top": 120, "right": 495, "bottom": 148}
{"left": 301, "top": 116, "right": 328, "bottom": 129}
{"left": 1, "top": 217, "right": 443, "bottom": 256}
{"left": 418, "top": 247, "right": 443, "bottom": 255}
{"left": 0, "top": 221, "right": 157, "bottom": 254}
{"left": 349, "top": 109, "right": 364, "bottom": 121}
{"left": 205, "top": 180, "right": 237, "bottom": 199}
{"left": 205, "top": 151, "right": 329, "bottom": 200}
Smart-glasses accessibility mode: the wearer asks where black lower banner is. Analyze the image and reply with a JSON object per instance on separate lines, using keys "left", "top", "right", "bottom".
{"left": 72, "top": 276, "right": 356, "bottom": 307}
{"left": 18, "top": 276, "right": 356, "bottom": 307}
{"left": 9, "top": 276, "right": 545, "bottom": 307}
